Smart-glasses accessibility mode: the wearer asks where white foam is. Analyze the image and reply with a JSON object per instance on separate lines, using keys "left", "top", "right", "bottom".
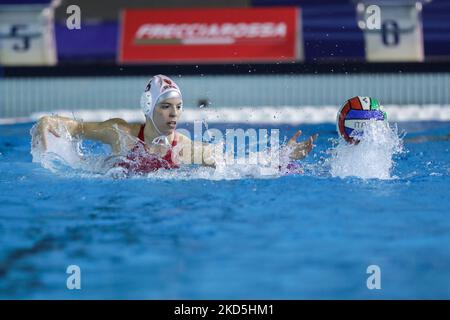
{"left": 1, "top": 105, "right": 450, "bottom": 125}
{"left": 29, "top": 119, "right": 405, "bottom": 181}
{"left": 22, "top": 105, "right": 439, "bottom": 180}
{"left": 19, "top": 104, "right": 450, "bottom": 125}
{"left": 326, "top": 120, "right": 404, "bottom": 180}
{"left": 29, "top": 118, "right": 295, "bottom": 180}
{"left": 0, "top": 117, "right": 34, "bottom": 125}
{"left": 30, "top": 121, "right": 86, "bottom": 172}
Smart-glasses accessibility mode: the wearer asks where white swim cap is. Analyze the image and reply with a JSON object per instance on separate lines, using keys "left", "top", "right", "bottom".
{"left": 140, "top": 74, "right": 182, "bottom": 143}
{"left": 140, "top": 74, "right": 182, "bottom": 120}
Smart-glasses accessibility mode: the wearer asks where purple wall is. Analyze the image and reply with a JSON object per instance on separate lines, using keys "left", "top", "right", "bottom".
{"left": 55, "top": 21, "right": 118, "bottom": 62}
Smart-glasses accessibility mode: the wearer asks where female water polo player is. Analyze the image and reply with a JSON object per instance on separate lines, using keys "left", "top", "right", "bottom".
{"left": 34, "top": 75, "right": 317, "bottom": 173}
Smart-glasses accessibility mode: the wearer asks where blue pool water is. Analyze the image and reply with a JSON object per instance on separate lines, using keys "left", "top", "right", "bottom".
{"left": 0, "top": 121, "right": 449, "bottom": 299}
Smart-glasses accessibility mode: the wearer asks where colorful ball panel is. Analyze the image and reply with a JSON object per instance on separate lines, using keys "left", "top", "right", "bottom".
{"left": 336, "top": 96, "right": 387, "bottom": 143}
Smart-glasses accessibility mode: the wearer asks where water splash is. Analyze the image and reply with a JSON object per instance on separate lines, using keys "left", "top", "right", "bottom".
{"left": 326, "top": 120, "right": 404, "bottom": 180}
{"left": 30, "top": 121, "right": 84, "bottom": 172}
{"left": 30, "top": 120, "right": 297, "bottom": 180}
{"left": 30, "top": 118, "right": 405, "bottom": 180}
{"left": 30, "top": 122, "right": 124, "bottom": 176}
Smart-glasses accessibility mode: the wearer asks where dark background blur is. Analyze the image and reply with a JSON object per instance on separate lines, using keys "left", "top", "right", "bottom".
{"left": 17, "top": 0, "right": 450, "bottom": 63}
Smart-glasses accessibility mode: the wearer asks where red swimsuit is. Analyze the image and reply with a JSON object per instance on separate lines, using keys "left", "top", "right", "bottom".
{"left": 117, "top": 124, "right": 179, "bottom": 173}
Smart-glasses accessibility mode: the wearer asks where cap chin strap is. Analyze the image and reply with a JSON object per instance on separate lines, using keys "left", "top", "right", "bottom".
{"left": 146, "top": 115, "right": 170, "bottom": 146}
{"left": 152, "top": 135, "right": 170, "bottom": 146}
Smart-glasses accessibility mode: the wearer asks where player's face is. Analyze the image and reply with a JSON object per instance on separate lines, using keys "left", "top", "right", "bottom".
{"left": 153, "top": 97, "right": 183, "bottom": 134}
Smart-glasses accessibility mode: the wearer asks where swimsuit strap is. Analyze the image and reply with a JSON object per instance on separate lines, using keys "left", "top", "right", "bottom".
{"left": 138, "top": 124, "right": 146, "bottom": 142}
{"left": 172, "top": 132, "right": 179, "bottom": 147}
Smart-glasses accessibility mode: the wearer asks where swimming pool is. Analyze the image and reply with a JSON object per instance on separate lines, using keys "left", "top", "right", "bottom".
{"left": 0, "top": 121, "right": 449, "bottom": 299}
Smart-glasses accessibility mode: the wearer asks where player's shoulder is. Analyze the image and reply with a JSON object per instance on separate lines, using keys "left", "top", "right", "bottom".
{"left": 106, "top": 118, "right": 129, "bottom": 126}
{"left": 176, "top": 131, "right": 191, "bottom": 143}
{"left": 103, "top": 118, "right": 137, "bottom": 135}
{"left": 104, "top": 118, "right": 132, "bottom": 129}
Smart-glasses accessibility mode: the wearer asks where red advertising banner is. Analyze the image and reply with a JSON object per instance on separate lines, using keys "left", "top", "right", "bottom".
{"left": 119, "top": 7, "right": 300, "bottom": 63}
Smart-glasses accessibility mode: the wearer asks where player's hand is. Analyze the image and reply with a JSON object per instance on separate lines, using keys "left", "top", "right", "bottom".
{"left": 33, "top": 116, "right": 61, "bottom": 151}
{"left": 286, "top": 130, "right": 318, "bottom": 160}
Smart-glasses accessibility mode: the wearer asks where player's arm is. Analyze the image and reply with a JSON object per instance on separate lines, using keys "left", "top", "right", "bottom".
{"left": 81, "top": 118, "right": 131, "bottom": 145}
{"left": 34, "top": 115, "right": 131, "bottom": 150}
